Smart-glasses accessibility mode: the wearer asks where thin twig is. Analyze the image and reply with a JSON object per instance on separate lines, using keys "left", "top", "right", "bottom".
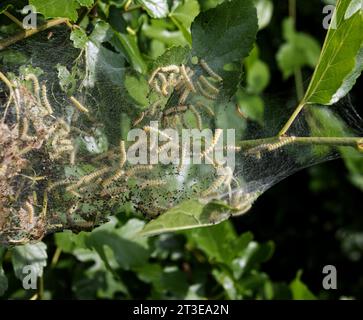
{"left": 0, "top": 18, "right": 69, "bottom": 51}
{"left": 3, "top": 11, "right": 24, "bottom": 28}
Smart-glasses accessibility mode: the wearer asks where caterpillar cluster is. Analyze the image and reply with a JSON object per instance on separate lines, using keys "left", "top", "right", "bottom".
{"left": 133, "top": 59, "right": 223, "bottom": 131}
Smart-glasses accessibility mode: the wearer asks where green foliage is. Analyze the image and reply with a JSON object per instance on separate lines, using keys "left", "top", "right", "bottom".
{"left": 303, "top": 0, "right": 363, "bottom": 105}
{"left": 1, "top": 0, "right": 363, "bottom": 301}
{"left": 277, "top": 17, "right": 321, "bottom": 79}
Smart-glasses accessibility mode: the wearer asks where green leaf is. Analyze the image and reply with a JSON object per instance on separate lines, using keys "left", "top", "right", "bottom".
{"left": 303, "top": 0, "right": 363, "bottom": 105}
{"left": 232, "top": 240, "right": 275, "bottom": 279}
{"left": 140, "top": 199, "right": 234, "bottom": 237}
{"left": 191, "top": 0, "right": 257, "bottom": 69}
{"left": 246, "top": 60, "right": 270, "bottom": 94}
{"left": 191, "top": 0, "right": 258, "bottom": 96}
{"left": 124, "top": 74, "right": 150, "bottom": 106}
{"left": 236, "top": 90, "right": 265, "bottom": 126}
{"left": 185, "top": 221, "right": 237, "bottom": 264}
{"left": 76, "top": 0, "right": 94, "bottom": 8}
{"left": 10, "top": 242, "right": 47, "bottom": 280}
{"left": 135, "top": 0, "right": 169, "bottom": 18}
{"left": 170, "top": 0, "right": 200, "bottom": 44}
{"left": 111, "top": 32, "right": 147, "bottom": 74}
{"left": 290, "top": 270, "right": 317, "bottom": 300}
{"left": 171, "top": 0, "right": 200, "bottom": 28}
{"left": 70, "top": 28, "right": 88, "bottom": 49}
{"left": 150, "top": 45, "right": 190, "bottom": 70}
{"left": 30, "top": 0, "right": 80, "bottom": 21}
{"left": 276, "top": 18, "right": 321, "bottom": 79}
{"left": 142, "top": 21, "right": 189, "bottom": 47}
{"left": 87, "top": 219, "right": 149, "bottom": 270}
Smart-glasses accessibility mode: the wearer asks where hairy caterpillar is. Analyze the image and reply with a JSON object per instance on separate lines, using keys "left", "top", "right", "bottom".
{"left": 175, "top": 67, "right": 194, "bottom": 92}
{"left": 119, "top": 140, "right": 127, "bottom": 168}
{"left": 102, "top": 169, "right": 125, "bottom": 188}
{"left": 148, "top": 67, "right": 161, "bottom": 85}
{"left": 201, "top": 166, "right": 233, "bottom": 198}
{"left": 47, "top": 179, "right": 72, "bottom": 192}
{"left": 199, "top": 75, "right": 220, "bottom": 95}
{"left": 181, "top": 64, "right": 196, "bottom": 92}
{"left": 67, "top": 167, "right": 110, "bottom": 191}
{"left": 158, "top": 73, "right": 169, "bottom": 96}
{"left": 196, "top": 101, "right": 215, "bottom": 117}
{"left": 138, "top": 179, "right": 167, "bottom": 190}
{"left": 133, "top": 111, "right": 145, "bottom": 127}
{"left": 125, "top": 165, "right": 154, "bottom": 177}
{"left": 25, "top": 74, "right": 40, "bottom": 99}
{"left": 189, "top": 104, "right": 203, "bottom": 130}
{"left": 163, "top": 105, "right": 188, "bottom": 117}
{"left": 24, "top": 201, "right": 35, "bottom": 226}
{"left": 152, "top": 79, "right": 163, "bottom": 95}
{"left": 70, "top": 96, "right": 90, "bottom": 114}
{"left": 41, "top": 84, "right": 54, "bottom": 115}
{"left": 199, "top": 59, "right": 223, "bottom": 82}
{"left": 266, "top": 136, "right": 296, "bottom": 151}
{"left": 149, "top": 100, "right": 162, "bottom": 116}
{"left": 100, "top": 186, "right": 128, "bottom": 197}
{"left": 196, "top": 80, "right": 218, "bottom": 100}
{"left": 201, "top": 175, "right": 226, "bottom": 198}
{"left": 178, "top": 88, "right": 191, "bottom": 105}
{"left": 161, "top": 65, "right": 180, "bottom": 73}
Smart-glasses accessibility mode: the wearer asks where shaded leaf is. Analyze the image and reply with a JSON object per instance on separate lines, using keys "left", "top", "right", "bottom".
{"left": 11, "top": 242, "right": 47, "bottom": 279}
{"left": 289, "top": 270, "right": 317, "bottom": 300}
{"left": 140, "top": 199, "right": 234, "bottom": 237}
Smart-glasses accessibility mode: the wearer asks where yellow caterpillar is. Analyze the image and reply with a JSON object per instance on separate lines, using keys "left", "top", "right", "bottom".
{"left": 41, "top": 84, "right": 54, "bottom": 115}
{"left": 199, "top": 59, "right": 223, "bottom": 82}
{"left": 196, "top": 80, "right": 218, "bottom": 100}
{"left": 189, "top": 104, "right": 203, "bottom": 130}
{"left": 181, "top": 64, "right": 196, "bottom": 92}
{"left": 70, "top": 96, "right": 90, "bottom": 114}
{"left": 199, "top": 75, "right": 220, "bottom": 95}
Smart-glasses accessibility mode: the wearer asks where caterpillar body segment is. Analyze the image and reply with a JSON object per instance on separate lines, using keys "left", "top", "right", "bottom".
{"left": 138, "top": 179, "right": 167, "bottom": 190}
{"left": 199, "top": 59, "right": 223, "bottom": 82}
{"left": 266, "top": 136, "right": 296, "bottom": 151}
{"left": 180, "top": 64, "right": 196, "bottom": 93}
{"left": 102, "top": 169, "right": 125, "bottom": 188}
{"left": 158, "top": 73, "right": 169, "bottom": 96}
{"left": 188, "top": 104, "right": 203, "bottom": 131}
{"left": 25, "top": 74, "right": 40, "bottom": 99}
{"left": 148, "top": 67, "right": 161, "bottom": 85}
{"left": 163, "top": 105, "right": 188, "bottom": 117}
{"left": 133, "top": 112, "right": 145, "bottom": 127}
{"left": 41, "top": 84, "right": 54, "bottom": 115}
{"left": 199, "top": 75, "right": 220, "bottom": 95}
{"left": 125, "top": 165, "right": 154, "bottom": 177}
{"left": 196, "top": 101, "right": 215, "bottom": 117}
{"left": 178, "top": 88, "right": 191, "bottom": 105}
{"left": 70, "top": 96, "right": 89, "bottom": 114}
{"left": 196, "top": 80, "right": 218, "bottom": 100}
